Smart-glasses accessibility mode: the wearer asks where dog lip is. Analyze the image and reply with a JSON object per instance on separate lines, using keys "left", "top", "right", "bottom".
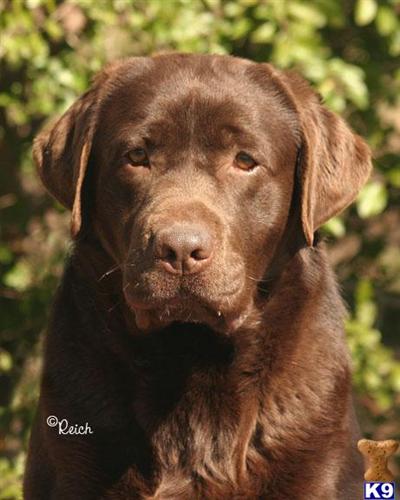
{"left": 124, "top": 292, "right": 181, "bottom": 312}
{"left": 123, "top": 283, "right": 251, "bottom": 333}
{"left": 124, "top": 291, "right": 220, "bottom": 326}
{"left": 125, "top": 299, "right": 153, "bottom": 311}
{"left": 126, "top": 295, "right": 251, "bottom": 334}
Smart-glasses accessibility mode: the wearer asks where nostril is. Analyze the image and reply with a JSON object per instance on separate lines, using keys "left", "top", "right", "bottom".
{"left": 162, "top": 245, "right": 177, "bottom": 263}
{"left": 190, "top": 248, "right": 209, "bottom": 261}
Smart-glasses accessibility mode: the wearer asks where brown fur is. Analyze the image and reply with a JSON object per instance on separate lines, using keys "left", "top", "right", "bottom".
{"left": 24, "top": 53, "right": 372, "bottom": 499}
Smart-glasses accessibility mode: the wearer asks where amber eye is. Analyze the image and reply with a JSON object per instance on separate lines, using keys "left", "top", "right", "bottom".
{"left": 126, "top": 148, "right": 150, "bottom": 167}
{"left": 234, "top": 151, "right": 258, "bottom": 170}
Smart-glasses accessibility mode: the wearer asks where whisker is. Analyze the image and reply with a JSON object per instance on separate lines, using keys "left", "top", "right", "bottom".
{"left": 185, "top": 309, "right": 193, "bottom": 322}
{"left": 107, "top": 300, "right": 122, "bottom": 313}
{"left": 98, "top": 263, "right": 123, "bottom": 282}
{"left": 107, "top": 282, "right": 131, "bottom": 313}
{"left": 246, "top": 274, "right": 273, "bottom": 284}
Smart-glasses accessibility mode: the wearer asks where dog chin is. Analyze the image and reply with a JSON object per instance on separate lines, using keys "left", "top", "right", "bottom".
{"left": 130, "top": 301, "right": 250, "bottom": 335}
{"left": 131, "top": 303, "right": 218, "bottom": 332}
{"left": 123, "top": 282, "right": 255, "bottom": 334}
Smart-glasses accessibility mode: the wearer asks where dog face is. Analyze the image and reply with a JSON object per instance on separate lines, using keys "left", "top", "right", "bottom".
{"left": 33, "top": 54, "right": 371, "bottom": 333}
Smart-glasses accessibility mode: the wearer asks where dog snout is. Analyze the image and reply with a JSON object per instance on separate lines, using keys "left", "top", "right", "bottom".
{"left": 154, "top": 223, "right": 214, "bottom": 275}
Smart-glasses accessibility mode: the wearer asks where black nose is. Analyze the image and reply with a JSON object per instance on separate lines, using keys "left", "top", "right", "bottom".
{"left": 154, "top": 223, "right": 214, "bottom": 275}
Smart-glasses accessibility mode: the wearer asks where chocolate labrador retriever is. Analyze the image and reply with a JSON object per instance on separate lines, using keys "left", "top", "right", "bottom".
{"left": 24, "top": 53, "right": 372, "bottom": 499}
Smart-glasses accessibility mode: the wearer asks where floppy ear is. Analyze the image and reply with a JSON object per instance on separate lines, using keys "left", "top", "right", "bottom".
{"left": 33, "top": 62, "right": 122, "bottom": 238}
{"left": 278, "top": 71, "right": 373, "bottom": 246}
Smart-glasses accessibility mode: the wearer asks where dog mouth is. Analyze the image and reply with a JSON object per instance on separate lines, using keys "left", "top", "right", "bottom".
{"left": 122, "top": 261, "right": 252, "bottom": 333}
{"left": 125, "top": 292, "right": 251, "bottom": 334}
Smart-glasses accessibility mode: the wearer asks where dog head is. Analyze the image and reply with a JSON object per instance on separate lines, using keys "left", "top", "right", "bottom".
{"left": 33, "top": 54, "right": 372, "bottom": 332}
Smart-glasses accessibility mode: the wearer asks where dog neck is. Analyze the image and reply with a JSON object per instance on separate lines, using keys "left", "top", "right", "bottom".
{"left": 63, "top": 237, "right": 351, "bottom": 497}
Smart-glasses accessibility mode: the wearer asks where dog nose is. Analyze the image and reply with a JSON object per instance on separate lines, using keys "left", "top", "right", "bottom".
{"left": 154, "top": 224, "right": 214, "bottom": 274}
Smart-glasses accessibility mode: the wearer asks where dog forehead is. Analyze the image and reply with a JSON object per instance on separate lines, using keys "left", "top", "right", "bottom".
{"left": 101, "top": 59, "right": 261, "bottom": 123}
{"left": 97, "top": 57, "right": 296, "bottom": 156}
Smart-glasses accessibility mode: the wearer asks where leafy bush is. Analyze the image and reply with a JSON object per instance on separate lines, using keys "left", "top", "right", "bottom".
{"left": 1, "top": 1, "right": 399, "bottom": 496}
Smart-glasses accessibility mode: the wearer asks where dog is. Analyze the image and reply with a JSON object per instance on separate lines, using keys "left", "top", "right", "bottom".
{"left": 24, "top": 53, "right": 372, "bottom": 499}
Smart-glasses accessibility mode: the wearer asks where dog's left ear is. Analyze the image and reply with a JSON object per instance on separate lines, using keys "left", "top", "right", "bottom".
{"left": 33, "top": 61, "right": 123, "bottom": 238}
{"left": 276, "top": 70, "right": 373, "bottom": 246}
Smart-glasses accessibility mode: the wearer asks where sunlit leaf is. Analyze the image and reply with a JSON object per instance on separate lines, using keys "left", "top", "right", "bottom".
{"left": 356, "top": 181, "right": 388, "bottom": 218}
{"left": 250, "top": 23, "right": 275, "bottom": 43}
{"left": 322, "top": 217, "right": 346, "bottom": 238}
{"left": 387, "top": 167, "right": 400, "bottom": 188}
{"left": 355, "top": 0, "right": 378, "bottom": 26}
{"left": 0, "top": 350, "right": 13, "bottom": 372}
{"left": 376, "top": 6, "right": 398, "bottom": 35}
{"left": 3, "top": 261, "right": 32, "bottom": 292}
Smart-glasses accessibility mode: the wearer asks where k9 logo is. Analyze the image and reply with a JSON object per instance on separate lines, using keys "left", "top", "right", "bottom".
{"left": 364, "top": 482, "right": 395, "bottom": 500}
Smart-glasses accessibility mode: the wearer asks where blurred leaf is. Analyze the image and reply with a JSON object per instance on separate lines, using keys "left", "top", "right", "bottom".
{"left": 387, "top": 167, "right": 400, "bottom": 188}
{"left": 355, "top": 0, "right": 378, "bottom": 26}
{"left": 375, "top": 6, "right": 398, "bottom": 36}
{"left": 288, "top": 2, "right": 326, "bottom": 27}
{"left": 390, "top": 366, "right": 400, "bottom": 392}
{"left": 0, "top": 350, "right": 13, "bottom": 372}
{"left": 357, "top": 181, "right": 388, "bottom": 218}
{"left": 355, "top": 279, "right": 377, "bottom": 328}
{"left": 251, "top": 23, "right": 275, "bottom": 43}
{"left": 0, "top": 455, "right": 24, "bottom": 499}
{"left": 3, "top": 261, "right": 32, "bottom": 292}
{"left": 1, "top": 0, "right": 400, "bottom": 490}
{"left": 323, "top": 216, "right": 346, "bottom": 238}
{"left": 0, "top": 246, "right": 13, "bottom": 264}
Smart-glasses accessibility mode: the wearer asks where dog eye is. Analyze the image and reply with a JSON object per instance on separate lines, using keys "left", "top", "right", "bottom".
{"left": 234, "top": 152, "right": 258, "bottom": 170}
{"left": 126, "top": 148, "right": 150, "bottom": 167}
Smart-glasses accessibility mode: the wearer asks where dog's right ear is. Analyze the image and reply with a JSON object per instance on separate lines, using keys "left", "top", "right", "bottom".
{"left": 33, "top": 61, "right": 123, "bottom": 238}
{"left": 278, "top": 70, "right": 372, "bottom": 246}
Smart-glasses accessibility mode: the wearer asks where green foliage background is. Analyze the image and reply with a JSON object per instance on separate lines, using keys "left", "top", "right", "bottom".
{"left": 1, "top": 0, "right": 399, "bottom": 497}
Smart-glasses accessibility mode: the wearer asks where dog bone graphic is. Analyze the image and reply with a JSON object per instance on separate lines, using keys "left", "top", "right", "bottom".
{"left": 358, "top": 438, "right": 399, "bottom": 482}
